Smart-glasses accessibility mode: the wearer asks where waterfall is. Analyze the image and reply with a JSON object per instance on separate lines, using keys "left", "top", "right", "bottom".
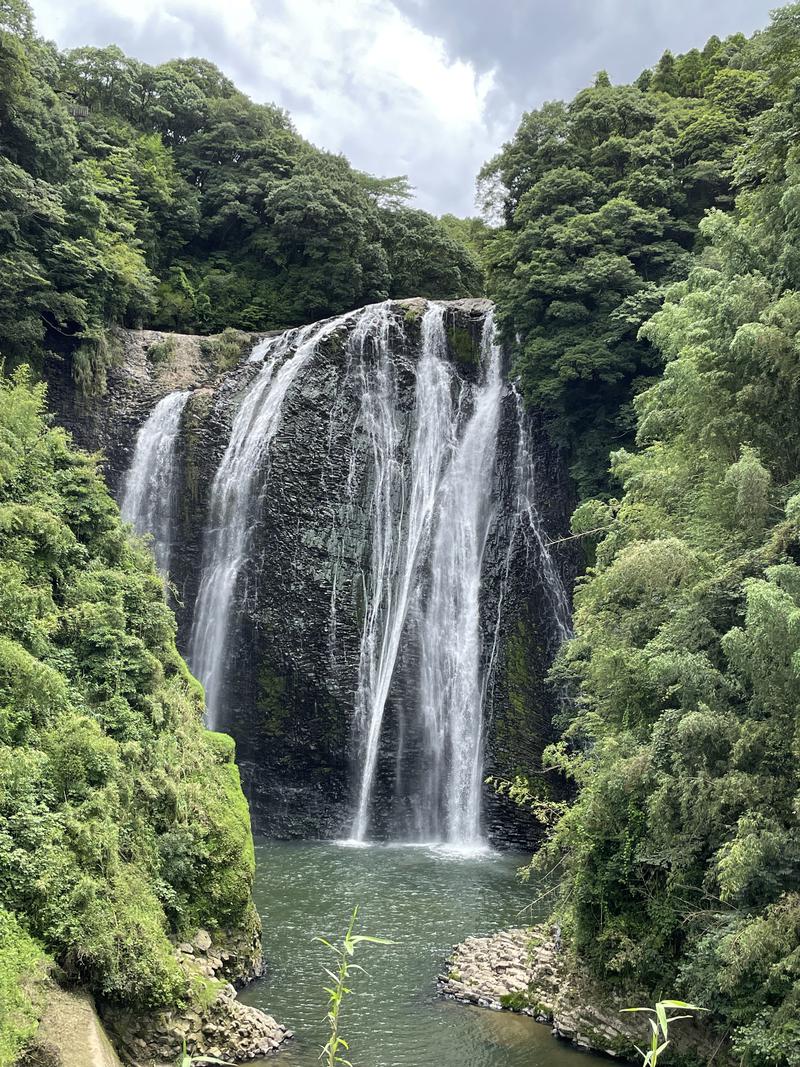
{"left": 416, "top": 312, "right": 503, "bottom": 844}
{"left": 136, "top": 298, "right": 570, "bottom": 842}
{"left": 350, "top": 303, "right": 453, "bottom": 842}
{"left": 120, "top": 390, "right": 190, "bottom": 574}
{"left": 188, "top": 314, "right": 353, "bottom": 729}
{"left": 348, "top": 305, "right": 510, "bottom": 846}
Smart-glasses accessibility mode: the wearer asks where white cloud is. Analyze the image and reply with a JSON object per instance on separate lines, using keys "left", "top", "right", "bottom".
{"left": 31, "top": 0, "right": 507, "bottom": 214}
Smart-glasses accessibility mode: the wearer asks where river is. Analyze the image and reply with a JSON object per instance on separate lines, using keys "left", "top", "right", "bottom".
{"left": 240, "top": 839, "right": 594, "bottom": 1067}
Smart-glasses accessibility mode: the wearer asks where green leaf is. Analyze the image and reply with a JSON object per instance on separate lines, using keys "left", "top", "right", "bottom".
{"left": 655, "top": 1001, "right": 668, "bottom": 1039}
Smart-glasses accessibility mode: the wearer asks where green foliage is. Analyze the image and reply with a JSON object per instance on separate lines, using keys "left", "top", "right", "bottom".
{"left": 147, "top": 335, "right": 177, "bottom": 365}
{"left": 380, "top": 207, "right": 483, "bottom": 300}
{"left": 175, "top": 1037, "right": 235, "bottom": 1067}
{"left": 315, "top": 907, "right": 394, "bottom": 1067}
{"left": 198, "top": 328, "right": 251, "bottom": 371}
{"left": 622, "top": 1000, "right": 706, "bottom": 1067}
{"left": 0, "top": 367, "right": 258, "bottom": 1012}
{"left": 482, "top": 30, "right": 775, "bottom": 497}
{"left": 499, "top": 990, "right": 532, "bottom": 1012}
{"left": 0, "top": 906, "right": 48, "bottom": 1067}
{"left": 533, "top": 15, "right": 800, "bottom": 1063}
{"left": 0, "top": 3, "right": 481, "bottom": 389}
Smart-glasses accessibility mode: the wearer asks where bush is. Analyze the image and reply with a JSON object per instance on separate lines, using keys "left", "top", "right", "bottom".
{"left": 0, "top": 907, "right": 48, "bottom": 1067}
{"left": 199, "top": 328, "right": 252, "bottom": 371}
{"left": 0, "top": 368, "right": 257, "bottom": 1010}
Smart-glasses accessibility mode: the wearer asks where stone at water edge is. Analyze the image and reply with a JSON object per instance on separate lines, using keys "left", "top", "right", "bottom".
{"left": 101, "top": 927, "right": 289, "bottom": 1065}
{"left": 438, "top": 923, "right": 734, "bottom": 1064}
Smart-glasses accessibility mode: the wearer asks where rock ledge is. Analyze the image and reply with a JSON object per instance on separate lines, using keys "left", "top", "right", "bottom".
{"left": 438, "top": 924, "right": 731, "bottom": 1064}
{"left": 438, "top": 925, "right": 638, "bottom": 1058}
{"left": 102, "top": 928, "right": 291, "bottom": 1065}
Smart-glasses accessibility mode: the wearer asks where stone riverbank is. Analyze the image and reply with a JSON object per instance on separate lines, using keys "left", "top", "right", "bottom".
{"left": 438, "top": 924, "right": 729, "bottom": 1063}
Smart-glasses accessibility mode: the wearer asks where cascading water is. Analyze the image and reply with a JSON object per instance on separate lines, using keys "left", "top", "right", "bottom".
{"left": 345, "top": 305, "right": 571, "bottom": 845}
{"left": 415, "top": 313, "right": 504, "bottom": 844}
{"left": 345, "top": 306, "right": 515, "bottom": 846}
{"left": 350, "top": 303, "right": 454, "bottom": 842}
{"left": 118, "top": 299, "right": 571, "bottom": 842}
{"left": 188, "top": 314, "right": 354, "bottom": 729}
{"left": 120, "top": 389, "right": 190, "bottom": 574}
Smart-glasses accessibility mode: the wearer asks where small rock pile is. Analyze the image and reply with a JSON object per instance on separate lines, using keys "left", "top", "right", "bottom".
{"left": 174, "top": 925, "right": 263, "bottom": 986}
{"left": 438, "top": 924, "right": 641, "bottom": 1058}
{"left": 103, "top": 928, "right": 291, "bottom": 1065}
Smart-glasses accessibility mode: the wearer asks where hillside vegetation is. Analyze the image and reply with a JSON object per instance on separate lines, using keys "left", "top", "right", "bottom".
{"left": 487, "top": 8, "right": 800, "bottom": 1064}
{"left": 0, "top": 0, "right": 483, "bottom": 392}
{"left": 483, "top": 27, "right": 776, "bottom": 496}
{"left": 0, "top": 369, "right": 257, "bottom": 1063}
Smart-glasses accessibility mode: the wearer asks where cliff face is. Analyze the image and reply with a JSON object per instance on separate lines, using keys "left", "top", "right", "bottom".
{"left": 44, "top": 301, "right": 575, "bottom": 846}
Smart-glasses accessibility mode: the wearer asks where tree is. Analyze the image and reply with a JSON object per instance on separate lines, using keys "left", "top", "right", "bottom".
{"left": 481, "top": 35, "right": 772, "bottom": 498}
{"left": 531, "top": 15, "right": 800, "bottom": 1061}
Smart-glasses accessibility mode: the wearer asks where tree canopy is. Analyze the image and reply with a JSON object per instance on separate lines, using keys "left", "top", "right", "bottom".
{"left": 516, "top": 9, "right": 800, "bottom": 1064}
{"left": 0, "top": 2, "right": 482, "bottom": 391}
{"left": 481, "top": 32, "right": 775, "bottom": 497}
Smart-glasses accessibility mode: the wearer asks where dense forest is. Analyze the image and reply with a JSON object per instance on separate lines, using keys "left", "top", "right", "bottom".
{"left": 490, "top": 9, "right": 800, "bottom": 1065}
{"left": 0, "top": 0, "right": 482, "bottom": 393}
{"left": 0, "top": 370, "right": 258, "bottom": 1062}
{"left": 1, "top": 0, "right": 799, "bottom": 1065}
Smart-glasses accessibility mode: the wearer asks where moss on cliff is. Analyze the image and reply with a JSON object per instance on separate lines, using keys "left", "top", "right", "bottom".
{"left": 257, "top": 664, "right": 289, "bottom": 741}
{"left": 200, "top": 328, "right": 252, "bottom": 372}
{"left": 181, "top": 389, "right": 214, "bottom": 506}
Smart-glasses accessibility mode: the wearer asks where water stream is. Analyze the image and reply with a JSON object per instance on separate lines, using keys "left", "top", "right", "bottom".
{"left": 347, "top": 306, "right": 511, "bottom": 844}
{"left": 350, "top": 304, "right": 454, "bottom": 841}
{"left": 416, "top": 311, "right": 503, "bottom": 843}
{"left": 120, "top": 389, "right": 190, "bottom": 573}
{"left": 187, "top": 314, "right": 353, "bottom": 728}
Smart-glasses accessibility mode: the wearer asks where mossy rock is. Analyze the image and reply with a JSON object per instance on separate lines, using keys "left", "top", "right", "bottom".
{"left": 257, "top": 662, "right": 289, "bottom": 740}
{"left": 499, "top": 990, "right": 532, "bottom": 1012}
{"left": 199, "top": 328, "right": 251, "bottom": 371}
{"left": 403, "top": 303, "right": 425, "bottom": 324}
{"left": 182, "top": 389, "right": 214, "bottom": 505}
{"left": 0, "top": 908, "right": 49, "bottom": 1066}
{"left": 446, "top": 324, "right": 479, "bottom": 366}
{"left": 204, "top": 729, "right": 236, "bottom": 764}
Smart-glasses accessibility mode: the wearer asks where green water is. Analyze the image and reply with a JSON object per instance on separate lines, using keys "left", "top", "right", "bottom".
{"left": 240, "top": 838, "right": 594, "bottom": 1067}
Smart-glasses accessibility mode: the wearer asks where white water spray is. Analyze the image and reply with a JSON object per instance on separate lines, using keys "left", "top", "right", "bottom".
{"left": 351, "top": 303, "right": 454, "bottom": 841}
{"left": 120, "top": 390, "right": 190, "bottom": 574}
{"left": 416, "top": 312, "right": 504, "bottom": 844}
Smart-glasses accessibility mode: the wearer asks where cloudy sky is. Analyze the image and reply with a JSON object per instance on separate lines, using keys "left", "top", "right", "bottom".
{"left": 31, "top": 0, "right": 778, "bottom": 215}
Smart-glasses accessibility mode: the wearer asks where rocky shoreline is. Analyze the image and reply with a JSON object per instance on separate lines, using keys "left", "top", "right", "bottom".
{"left": 101, "top": 926, "right": 291, "bottom": 1065}
{"left": 438, "top": 924, "right": 728, "bottom": 1063}
{"left": 438, "top": 925, "right": 640, "bottom": 1058}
